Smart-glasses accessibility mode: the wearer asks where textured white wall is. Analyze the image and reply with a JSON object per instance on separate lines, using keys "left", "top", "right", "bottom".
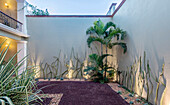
{"left": 113, "top": 0, "right": 170, "bottom": 104}
{"left": 26, "top": 17, "right": 113, "bottom": 75}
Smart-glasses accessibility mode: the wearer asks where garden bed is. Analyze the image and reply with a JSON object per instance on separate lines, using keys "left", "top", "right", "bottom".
{"left": 36, "top": 80, "right": 129, "bottom": 105}
{"left": 108, "top": 83, "right": 152, "bottom": 105}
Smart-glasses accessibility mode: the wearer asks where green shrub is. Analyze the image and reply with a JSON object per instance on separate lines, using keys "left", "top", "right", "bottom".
{"left": 86, "top": 19, "right": 127, "bottom": 82}
{"left": 0, "top": 40, "right": 42, "bottom": 104}
{"left": 84, "top": 53, "right": 115, "bottom": 83}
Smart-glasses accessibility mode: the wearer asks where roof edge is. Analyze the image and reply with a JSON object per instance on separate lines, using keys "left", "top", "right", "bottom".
{"left": 26, "top": 15, "right": 112, "bottom": 18}
{"left": 111, "top": 0, "right": 126, "bottom": 17}
{"left": 26, "top": 0, "right": 126, "bottom": 18}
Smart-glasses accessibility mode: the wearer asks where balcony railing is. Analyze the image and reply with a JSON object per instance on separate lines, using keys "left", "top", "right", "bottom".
{"left": 0, "top": 11, "right": 23, "bottom": 32}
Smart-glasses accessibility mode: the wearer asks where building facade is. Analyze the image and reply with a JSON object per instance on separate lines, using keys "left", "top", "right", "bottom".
{"left": 0, "top": 0, "right": 29, "bottom": 74}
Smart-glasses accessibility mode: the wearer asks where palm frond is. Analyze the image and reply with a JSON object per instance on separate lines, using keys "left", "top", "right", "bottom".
{"left": 86, "top": 26, "right": 95, "bottom": 35}
{"left": 108, "top": 42, "right": 127, "bottom": 53}
{"left": 89, "top": 54, "right": 112, "bottom": 67}
{"left": 98, "top": 54, "right": 112, "bottom": 65}
{"left": 103, "top": 21, "right": 116, "bottom": 32}
{"left": 85, "top": 19, "right": 127, "bottom": 83}
{"left": 93, "top": 19, "right": 105, "bottom": 35}
{"left": 107, "top": 27, "right": 126, "bottom": 40}
{"left": 84, "top": 67, "right": 97, "bottom": 72}
{"left": 89, "top": 53, "right": 99, "bottom": 62}
{"left": 120, "top": 30, "right": 127, "bottom": 40}
{"left": 87, "top": 36, "right": 105, "bottom": 48}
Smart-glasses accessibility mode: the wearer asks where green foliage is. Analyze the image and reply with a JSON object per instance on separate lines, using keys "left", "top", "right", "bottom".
{"left": 103, "top": 22, "right": 116, "bottom": 32}
{"left": 0, "top": 96, "right": 14, "bottom": 105}
{"left": 87, "top": 36, "right": 105, "bottom": 48}
{"left": 32, "top": 8, "right": 49, "bottom": 16}
{"left": 25, "top": 1, "right": 49, "bottom": 16}
{"left": 86, "top": 19, "right": 127, "bottom": 82}
{"left": 86, "top": 19, "right": 127, "bottom": 53}
{"left": 108, "top": 42, "right": 127, "bottom": 53}
{"left": 84, "top": 54, "right": 115, "bottom": 83}
{"left": 0, "top": 40, "right": 43, "bottom": 104}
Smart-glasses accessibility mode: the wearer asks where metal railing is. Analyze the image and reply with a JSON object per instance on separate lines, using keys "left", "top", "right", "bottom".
{"left": 0, "top": 11, "right": 23, "bottom": 32}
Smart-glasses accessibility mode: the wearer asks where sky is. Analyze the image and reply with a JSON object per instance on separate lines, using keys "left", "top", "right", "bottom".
{"left": 26, "top": 0, "right": 121, "bottom": 15}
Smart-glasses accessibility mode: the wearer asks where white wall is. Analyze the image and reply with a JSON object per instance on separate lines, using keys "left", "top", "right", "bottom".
{"left": 17, "top": 0, "right": 27, "bottom": 33}
{"left": 26, "top": 17, "right": 113, "bottom": 77}
{"left": 113, "top": 0, "right": 170, "bottom": 104}
{"left": 17, "top": 41, "right": 27, "bottom": 75}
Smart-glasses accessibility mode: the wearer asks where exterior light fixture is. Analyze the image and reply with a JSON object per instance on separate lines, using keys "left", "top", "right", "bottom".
{"left": 5, "top": 3, "right": 9, "bottom": 8}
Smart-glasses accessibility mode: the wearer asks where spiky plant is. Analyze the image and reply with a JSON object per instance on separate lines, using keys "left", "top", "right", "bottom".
{"left": 152, "top": 64, "right": 166, "bottom": 105}
{"left": 146, "top": 60, "right": 153, "bottom": 101}
{"left": 86, "top": 19, "right": 127, "bottom": 80}
{"left": 142, "top": 51, "right": 154, "bottom": 102}
{"left": 47, "top": 48, "right": 86, "bottom": 79}
{"left": 0, "top": 40, "right": 43, "bottom": 104}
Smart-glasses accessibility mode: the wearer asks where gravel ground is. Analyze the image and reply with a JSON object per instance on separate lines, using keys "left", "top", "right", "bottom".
{"left": 36, "top": 81, "right": 129, "bottom": 105}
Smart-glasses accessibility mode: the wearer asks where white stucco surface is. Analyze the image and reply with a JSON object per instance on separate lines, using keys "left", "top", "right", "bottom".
{"left": 17, "top": 0, "right": 28, "bottom": 34}
{"left": 26, "top": 0, "right": 170, "bottom": 103}
{"left": 113, "top": 0, "right": 170, "bottom": 104}
{"left": 17, "top": 41, "right": 27, "bottom": 75}
{"left": 27, "top": 17, "right": 112, "bottom": 65}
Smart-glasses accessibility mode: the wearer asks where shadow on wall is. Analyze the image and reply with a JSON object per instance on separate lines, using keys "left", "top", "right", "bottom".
{"left": 27, "top": 41, "right": 120, "bottom": 80}
{"left": 118, "top": 34, "right": 166, "bottom": 105}
{"left": 28, "top": 46, "right": 91, "bottom": 79}
{"left": 151, "top": 42, "right": 166, "bottom": 105}
{"left": 28, "top": 48, "right": 81, "bottom": 79}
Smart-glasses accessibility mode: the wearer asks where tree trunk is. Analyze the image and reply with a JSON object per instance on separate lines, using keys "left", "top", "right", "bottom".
{"left": 104, "top": 44, "right": 107, "bottom": 80}
{"left": 101, "top": 43, "right": 104, "bottom": 80}
{"left": 101, "top": 43, "right": 103, "bottom": 56}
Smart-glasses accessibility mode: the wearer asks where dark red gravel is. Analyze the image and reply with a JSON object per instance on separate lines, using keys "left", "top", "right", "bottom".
{"left": 37, "top": 81, "right": 129, "bottom": 105}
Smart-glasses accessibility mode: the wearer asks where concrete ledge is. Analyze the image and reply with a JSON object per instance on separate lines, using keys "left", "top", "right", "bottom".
{"left": 0, "top": 23, "right": 30, "bottom": 38}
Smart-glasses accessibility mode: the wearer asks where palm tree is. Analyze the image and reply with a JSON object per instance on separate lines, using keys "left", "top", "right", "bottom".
{"left": 86, "top": 19, "right": 127, "bottom": 80}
